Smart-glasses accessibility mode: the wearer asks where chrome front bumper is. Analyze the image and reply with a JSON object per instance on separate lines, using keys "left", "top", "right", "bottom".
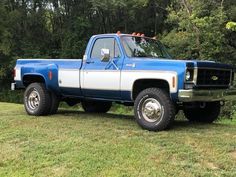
{"left": 178, "top": 89, "right": 236, "bottom": 102}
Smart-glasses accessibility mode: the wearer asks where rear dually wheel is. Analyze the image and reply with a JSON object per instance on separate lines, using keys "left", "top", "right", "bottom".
{"left": 24, "top": 83, "right": 51, "bottom": 116}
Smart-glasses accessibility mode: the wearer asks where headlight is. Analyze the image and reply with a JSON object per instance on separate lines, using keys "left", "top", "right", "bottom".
{"left": 186, "top": 71, "right": 191, "bottom": 81}
{"left": 185, "top": 69, "right": 194, "bottom": 82}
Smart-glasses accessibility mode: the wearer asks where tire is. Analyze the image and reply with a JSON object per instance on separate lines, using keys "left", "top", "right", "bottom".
{"left": 49, "top": 91, "right": 60, "bottom": 114}
{"left": 134, "top": 88, "right": 175, "bottom": 131}
{"left": 24, "top": 83, "right": 51, "bottom": 116}
{"left": 183, "top": 102, "right": 221, "bottom": 123}
{"left": 81, "top": 100, "right": 112, "bottom": 113}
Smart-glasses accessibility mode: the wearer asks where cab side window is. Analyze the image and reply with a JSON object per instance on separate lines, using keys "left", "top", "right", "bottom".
{"left": 91, "top": 38, "right": 121, "bottom": 59}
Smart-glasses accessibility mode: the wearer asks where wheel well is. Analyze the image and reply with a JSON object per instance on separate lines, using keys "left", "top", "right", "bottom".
{"left": 23, "top": 75, "right": 45, "bottom": 87}
{"left": 132, "top": 79, "right": 170, "bottom": 100}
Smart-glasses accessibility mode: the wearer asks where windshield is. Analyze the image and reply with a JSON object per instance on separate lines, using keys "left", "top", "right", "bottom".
{"left": 121, "top": 36, "right": 171, "bottom": 59}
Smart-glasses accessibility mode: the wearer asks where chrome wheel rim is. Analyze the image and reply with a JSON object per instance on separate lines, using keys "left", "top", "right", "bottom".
{"left": 28, "top": 89, "right": 40, "bottom": 110}
{"left": 141, "top": 98, "right": 163, "bottom": 122}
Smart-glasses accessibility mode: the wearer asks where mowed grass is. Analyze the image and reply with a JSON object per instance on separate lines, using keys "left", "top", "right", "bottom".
{"left": 0, "top": 102, "right": 235, "bottom": 177}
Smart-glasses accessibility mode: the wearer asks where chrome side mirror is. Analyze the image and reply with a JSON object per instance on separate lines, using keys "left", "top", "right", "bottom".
{"left": 101, "top": 48, "right": 110, "bottom": 62}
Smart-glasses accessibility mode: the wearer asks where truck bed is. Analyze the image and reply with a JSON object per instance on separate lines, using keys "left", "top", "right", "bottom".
{"left": 16, "top": 58, "right": 83, "bottom": 69}
{"left": 15, "top": 59, "right": 83, "bottom": 96}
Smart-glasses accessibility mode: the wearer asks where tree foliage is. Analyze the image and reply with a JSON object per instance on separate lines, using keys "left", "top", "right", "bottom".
{"left": 0, "top": 0, "right": 235, "bottom": 82}
{"left": 161, "top": 0, "right": 235, "bottom": 63}
{"left": 226, "top": 21, "right": 236, "bottom": 31}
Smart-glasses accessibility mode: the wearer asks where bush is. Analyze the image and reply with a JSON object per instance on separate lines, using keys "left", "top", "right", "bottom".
{"left": 0, "top": 89, "right": 23, "bottom": 103}
{"left": 221, "top": 101, "right": 236, "bottom": 119}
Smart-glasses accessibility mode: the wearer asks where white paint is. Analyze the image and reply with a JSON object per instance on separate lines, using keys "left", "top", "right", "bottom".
{"left": 58, "top": 69, "right": 80, "bottom": 88}
{"left": 81, "top": 70, "right": 120, "bottom": 90}
{"left": 14, "top": 67, "right": 21, "bottom": 81}
{"left": 81, "top": 69, "right": 177, "bottom": 93}
{"left": 120, "top": 70, "right": 178, "bottom": 93}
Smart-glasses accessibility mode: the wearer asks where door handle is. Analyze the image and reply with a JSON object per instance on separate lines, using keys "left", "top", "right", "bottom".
{"left": 86, "top": 61, "right": 94, "bottom": 64}
{"left": 126, "top": 63, "right": 136, "bottom": 68}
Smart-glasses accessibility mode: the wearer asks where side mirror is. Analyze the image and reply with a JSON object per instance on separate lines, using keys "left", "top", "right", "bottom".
{"left": 101, "top": 48, "right": 110, "bottom": 62}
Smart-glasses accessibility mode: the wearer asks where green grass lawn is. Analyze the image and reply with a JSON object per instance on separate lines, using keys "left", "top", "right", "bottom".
{"left": 0, "top": 102, "right": 235, "bottom": 177}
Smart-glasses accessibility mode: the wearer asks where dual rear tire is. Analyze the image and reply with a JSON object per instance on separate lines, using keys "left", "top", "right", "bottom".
{"left": 24, "top": 83, "right": 59, "bottom": 116}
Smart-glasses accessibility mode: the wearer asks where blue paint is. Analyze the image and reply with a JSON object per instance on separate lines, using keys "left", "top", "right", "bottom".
{"left": 14, "top": 33, "right": 235, "bottom": 103}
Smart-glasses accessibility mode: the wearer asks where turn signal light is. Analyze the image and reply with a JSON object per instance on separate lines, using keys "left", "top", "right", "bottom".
{"left": 48, "top": 71, "right": 53, "bottom": 80}
{"left": 172, "top": 76, "right": 176, "bottom": 88}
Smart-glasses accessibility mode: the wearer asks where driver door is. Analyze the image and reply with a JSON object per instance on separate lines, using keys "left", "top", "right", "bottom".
{"left": 81, "top": 37, "right": 123, "bottom": 99}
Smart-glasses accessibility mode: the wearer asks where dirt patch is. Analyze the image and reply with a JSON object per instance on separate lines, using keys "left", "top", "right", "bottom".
{"left": 230, "top": 151, "right": 236, "bottom": 159}
{"left": 205, "top": 162, "right": 219, "bottom": 170}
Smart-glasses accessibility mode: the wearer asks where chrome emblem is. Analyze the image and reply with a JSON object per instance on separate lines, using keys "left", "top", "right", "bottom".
{"left": 211, "top": 76, "right": 218, "bottom": 81}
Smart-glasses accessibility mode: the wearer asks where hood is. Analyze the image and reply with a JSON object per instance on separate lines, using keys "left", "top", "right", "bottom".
{"left": 192, "top": 60, "right": 233, "bottom": 70}
{"left": 128, "top": 57, "right": 234, "bottom": 70}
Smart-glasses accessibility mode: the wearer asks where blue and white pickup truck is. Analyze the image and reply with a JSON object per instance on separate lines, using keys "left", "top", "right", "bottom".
{"left": 12, "top": 33, "right": 236, "bottom": 131}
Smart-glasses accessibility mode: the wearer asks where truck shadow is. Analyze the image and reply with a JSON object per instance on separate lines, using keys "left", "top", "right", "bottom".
{"left": 57, "top": 109, "right": 230, "bottom": 130}
{"left": 57, "top": 109, "right": 134, "bottom": 120}
{"left": 171, "top": 120, "right": 230, "bottom": 130}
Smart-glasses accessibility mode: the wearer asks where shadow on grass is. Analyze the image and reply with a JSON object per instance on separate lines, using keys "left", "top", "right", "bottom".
{"left": 57, "top": 109, "right": 134, "bottom": 120}
{"left": 171, "top": 119, "right": 232, "bottom": 132}
{"left": 56, "top": 109, "right": 231, "bottom": 130}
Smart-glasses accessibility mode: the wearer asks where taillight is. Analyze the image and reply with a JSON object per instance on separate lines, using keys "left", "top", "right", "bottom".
{"left": 13, "top": 68, "right": 16, "bottom": 78}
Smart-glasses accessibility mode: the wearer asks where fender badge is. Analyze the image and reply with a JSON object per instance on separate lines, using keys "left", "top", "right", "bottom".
{"left": 211, "top": 76, "right": 218, "bottom": 81}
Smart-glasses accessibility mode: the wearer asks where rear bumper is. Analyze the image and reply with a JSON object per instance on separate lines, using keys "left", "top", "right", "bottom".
{"left": 178, "top": 89, "right": 236, "bottom": 102}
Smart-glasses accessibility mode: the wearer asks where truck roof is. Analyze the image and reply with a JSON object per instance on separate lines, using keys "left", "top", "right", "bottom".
{"left": 92, "top": 33, "right": 156, "bottom": 40}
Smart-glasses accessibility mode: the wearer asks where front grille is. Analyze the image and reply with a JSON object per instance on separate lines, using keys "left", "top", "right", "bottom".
{"left": 196, "top": 68, "right": 231, "bottom": 88}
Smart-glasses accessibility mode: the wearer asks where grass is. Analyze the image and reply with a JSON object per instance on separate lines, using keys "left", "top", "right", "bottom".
{"left": 0, "top": 102, "right": 236, "bottom": 177}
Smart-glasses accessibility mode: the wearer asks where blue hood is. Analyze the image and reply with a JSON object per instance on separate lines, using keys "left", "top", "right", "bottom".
{"left": 127, "top": 58, "right": 234, "bottom": 70}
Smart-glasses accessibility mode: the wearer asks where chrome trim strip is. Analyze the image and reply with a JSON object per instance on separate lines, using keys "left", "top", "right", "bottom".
{"left": 83, "top": 70, "right": 177, "bottom": 74}
{"left": 178, "top": 89, "right": 236, "bottom": 102}
{"left": 194, "top": 85, "right": 230, "bottom": 87}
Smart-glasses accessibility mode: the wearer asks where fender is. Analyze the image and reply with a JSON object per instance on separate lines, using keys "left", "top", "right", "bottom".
{"left": 120, "top": 70, "right": 178, "bottom": 100}
{"left": 21, "top": 64, "right": 60, "bottom": 94}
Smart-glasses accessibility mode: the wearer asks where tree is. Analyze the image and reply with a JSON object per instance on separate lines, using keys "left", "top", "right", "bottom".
{"left": 161, "top": 0, "right": 236, "bottom": 64}
{"left": 226, "top": 21, "right": 236, "bottom": 31}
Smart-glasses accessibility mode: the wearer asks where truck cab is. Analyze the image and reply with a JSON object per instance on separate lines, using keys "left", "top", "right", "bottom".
{"left": 12, "top": 33, "right": 236, "bottom": 131}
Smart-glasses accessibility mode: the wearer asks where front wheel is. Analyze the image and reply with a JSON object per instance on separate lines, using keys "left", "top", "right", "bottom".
{"left": 183, "top": 102, "right": 221, "bottom": 123}
{"left": 134, "top": 88, "right": 175, "bottom": 131}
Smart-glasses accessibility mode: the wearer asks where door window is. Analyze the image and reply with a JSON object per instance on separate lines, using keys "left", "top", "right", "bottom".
{"left": 91, "top": 38, "right": 121, "bottom": 59}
